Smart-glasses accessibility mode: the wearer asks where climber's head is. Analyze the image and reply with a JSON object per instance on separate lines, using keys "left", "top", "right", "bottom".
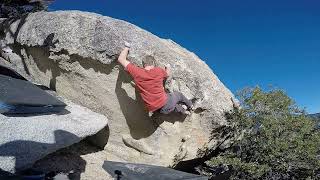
{"left": 142, "top": 55, "right": 156, "bottom": 69}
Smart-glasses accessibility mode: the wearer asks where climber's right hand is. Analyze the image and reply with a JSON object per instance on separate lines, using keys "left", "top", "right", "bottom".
{"left": 118, "top": 43, "right": 131, "bottom": 68}
{"left": 165, "top": 64, "right": 171, "bottom": 77}
{"left": 124, "top": 41, "right": 131, "bottom": 48}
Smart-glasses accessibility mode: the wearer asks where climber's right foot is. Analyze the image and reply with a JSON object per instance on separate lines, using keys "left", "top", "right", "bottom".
{"left": 184, "top": 111, "right": 191, "bottom": 115}
{"left": 181, "top": 105, "right": 192, "bottom": 115}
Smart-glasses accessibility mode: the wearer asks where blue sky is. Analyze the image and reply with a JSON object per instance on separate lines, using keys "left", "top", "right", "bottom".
{"left": 49, "top": 0, "right": 320, "bottom": 113}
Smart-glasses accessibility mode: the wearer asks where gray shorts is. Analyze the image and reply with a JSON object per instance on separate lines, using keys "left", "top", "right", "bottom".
{"left": 159, "top": 91, "right": 192, "bottom": 114}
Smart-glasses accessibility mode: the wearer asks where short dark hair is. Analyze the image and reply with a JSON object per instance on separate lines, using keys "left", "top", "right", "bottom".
{"left": 142, "top": 55, "right": 156, "bottom": 67}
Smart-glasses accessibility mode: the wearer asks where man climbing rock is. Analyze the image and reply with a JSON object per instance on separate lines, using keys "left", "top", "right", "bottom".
{"left": 117, "top": 42, "right": 193, "bottom": 116}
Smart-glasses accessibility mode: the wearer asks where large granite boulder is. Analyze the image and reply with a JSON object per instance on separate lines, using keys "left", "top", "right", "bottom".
{"left": 0, "top": 99, "right": 108, "bottom": 173}
{"left": 0, "top": 11, "right": 235, "bottom": 167}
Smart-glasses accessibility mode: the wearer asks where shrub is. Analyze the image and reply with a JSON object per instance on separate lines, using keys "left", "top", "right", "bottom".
{"left": 207, "top": 87, "right": 320, "bottom": 179}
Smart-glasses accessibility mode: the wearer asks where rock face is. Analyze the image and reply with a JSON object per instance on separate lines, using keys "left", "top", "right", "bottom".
{"left": 0, "top": 11, "right": 235, "bottom": 167}
{"left": 0, "top": 99, "right": 108, "bottom": 173}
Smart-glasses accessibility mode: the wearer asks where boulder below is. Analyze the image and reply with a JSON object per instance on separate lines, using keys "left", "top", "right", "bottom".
{"left": 0, "top": 99, "right": 108, "bottom": 173}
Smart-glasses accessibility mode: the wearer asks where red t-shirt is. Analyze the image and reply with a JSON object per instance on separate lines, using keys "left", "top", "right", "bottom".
{"left": 125, "top": 63, "right": 168, "bottom": 112}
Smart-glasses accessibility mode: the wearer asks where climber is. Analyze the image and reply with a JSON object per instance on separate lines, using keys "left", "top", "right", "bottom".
{"left": 117, "top": 42, "right": 193, "bottom": 116}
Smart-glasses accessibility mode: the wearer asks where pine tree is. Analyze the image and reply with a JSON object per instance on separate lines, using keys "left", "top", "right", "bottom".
{"left": 206, "top": 87, "right": 320, "bottom": 179}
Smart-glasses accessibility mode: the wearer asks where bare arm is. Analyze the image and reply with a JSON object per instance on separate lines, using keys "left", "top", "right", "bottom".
{"left": 118, "top": 47, "right": 130, "bottom": 68}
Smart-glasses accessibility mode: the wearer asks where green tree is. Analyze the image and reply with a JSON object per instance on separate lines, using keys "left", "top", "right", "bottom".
{"left": 207, "top": 87, "right": 320, "bottom": 179}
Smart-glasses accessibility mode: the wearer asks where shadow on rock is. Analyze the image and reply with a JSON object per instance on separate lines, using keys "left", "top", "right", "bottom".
{"left": 115, "top": 69, "right": 157, "bottom": 140}
{"left": 152, "top": 111, "right": 188, "bottom": 125}
{"left": 33, "top": 139, "right": 103, "bottom": 180}
{"left": 0, "top": 130, "right": 87, "bottom": 180}
{"left": 0, "top": 169, "right": 19, "bottom": 180}
{"left": 3, "top": 108, "right": 71, "bottom": 117}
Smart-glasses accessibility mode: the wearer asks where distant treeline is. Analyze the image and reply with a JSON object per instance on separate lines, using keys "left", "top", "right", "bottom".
{"left": 0, "top": 0, "right": 54, "bottom": 18}
{"left": 309, "top": 113, "right": 320, "bottom": 120}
